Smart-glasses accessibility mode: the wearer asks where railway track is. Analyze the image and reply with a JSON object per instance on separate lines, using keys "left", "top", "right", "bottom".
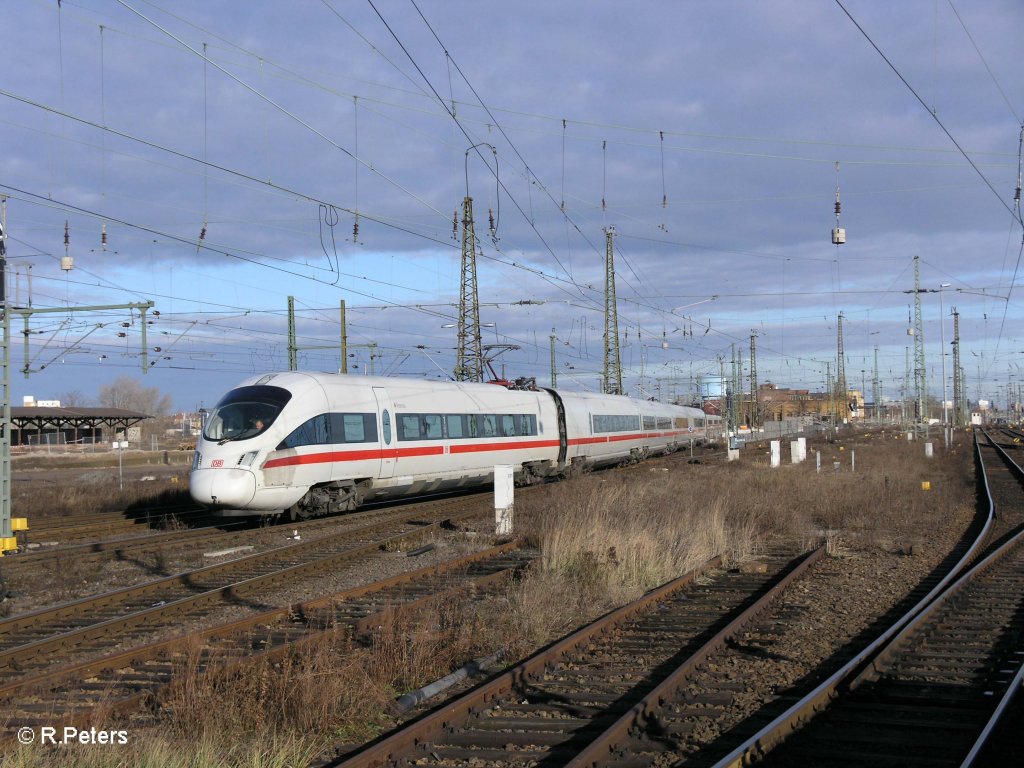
{"left": 4, "top": 445, "right": 721, "bottom": 583}
{"left": 706, "top": 428, "right": 1024, "bottom": 767}
{"left": 22, "top": 507, "right": 203, "bottom": 542}
{"left": 327, "top": 545, "right": 824, "bottom": 767}
{"left": 0, "top": 495, "right": 487, "bottom": 683}
{"left": 3, "top": 491, "right": 480, "bottom": 573}
{"left": 0, "top": 542, "right": 534, "bottom": 738}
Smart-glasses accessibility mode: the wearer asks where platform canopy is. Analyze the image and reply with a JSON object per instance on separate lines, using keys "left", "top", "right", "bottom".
{"left": 10, "top": 406, "right": 151, "bottom": 446}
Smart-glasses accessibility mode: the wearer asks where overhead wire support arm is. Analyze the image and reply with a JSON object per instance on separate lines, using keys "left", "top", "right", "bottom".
{"left": 10, "top": 301, "right": 155, "bottom": 378}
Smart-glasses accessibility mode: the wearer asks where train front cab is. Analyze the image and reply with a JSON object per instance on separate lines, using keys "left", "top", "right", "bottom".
{"left": 191, "top": 382, "right": 304, "bottom": 512}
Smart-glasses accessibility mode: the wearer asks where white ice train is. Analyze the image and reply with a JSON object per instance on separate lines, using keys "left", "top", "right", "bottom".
{"left": 189, "top": 372, "right": 720, "bottom": 519}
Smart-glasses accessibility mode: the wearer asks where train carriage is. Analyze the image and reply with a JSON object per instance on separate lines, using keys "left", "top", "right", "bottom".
{"left": 190, "top": 371, "right": 718, "bottom": 519}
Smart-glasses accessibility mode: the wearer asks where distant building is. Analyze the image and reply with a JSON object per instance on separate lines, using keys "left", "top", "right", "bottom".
{"left": 749, "top": 382, "right": 861, "bottom": 423}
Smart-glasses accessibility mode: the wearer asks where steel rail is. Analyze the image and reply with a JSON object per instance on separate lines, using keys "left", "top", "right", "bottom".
{"left": 331, "top": 547, "right": 827, "bottom": 767}
{"left": 0, "top": 501, "right": 483, "bottom": 675}
{"left": 562, "top": 545, "right": 826, "bottom": 767}
{"left": 331, "top": 555, "right": 722, "bottom": 767}
{"left": 710, "top": 431, "right": 1002, "bottom": 767}
{"left": 0, "top": 542, "right": 532, "bottom": 740}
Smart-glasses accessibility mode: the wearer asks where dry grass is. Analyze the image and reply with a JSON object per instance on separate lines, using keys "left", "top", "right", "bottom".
{"left": 13, "top": 480, "right": 192, "bottom": 520}
{"left": 5, "top": 431, "right": 975, "bottom": 766}
{"left": 3, "top": 732, "right": 319, "bottom": 768}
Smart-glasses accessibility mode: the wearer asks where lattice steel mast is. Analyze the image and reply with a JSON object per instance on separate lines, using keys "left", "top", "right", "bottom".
{"left": 603, "top": 226, "right": 622, "bottom": 395}
{"left": 872, "top": 345, "right": 880, "bottom": 423}
{"left": 912, "top": 255, "right": 927, "bottom": 431}
{"left": 835, "top": 311, "right": 847, "bottom": 424}
{"left": 749, "top": 331, "right": 758, "bottom": 428}
{"left": 456, "top": 196, "right": 483, "bottom": 382}
{"left": 952, "top": 307, "right": 963, "bottom": 427}
{"left": 549, "top": 328, "right": 557, "bottom": 388}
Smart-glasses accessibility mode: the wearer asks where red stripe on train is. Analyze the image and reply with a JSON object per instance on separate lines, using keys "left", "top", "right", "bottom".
{"left": 449, "top": 439, "right": 560, "bottom": 454}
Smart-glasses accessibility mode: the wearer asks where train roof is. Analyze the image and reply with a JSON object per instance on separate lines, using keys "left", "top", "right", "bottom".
{"left": 226, "top": 372, "right": 708, "bottom": 413}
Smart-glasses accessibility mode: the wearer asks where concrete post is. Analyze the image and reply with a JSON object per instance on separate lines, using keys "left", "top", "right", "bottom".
{"left": 797, "top": 437, "right": 807, "bottom": 462}
{"left": 924, "top": 442, "right": 933, "bottom": 458}
{"left": 494, "top": 465, "right": 514, "bottom": 535}
{"left": 770, "top": 440, "right": 781, "bottom": 468}
{"left": 790, "top": 441, "right": 802, "bottom": 463}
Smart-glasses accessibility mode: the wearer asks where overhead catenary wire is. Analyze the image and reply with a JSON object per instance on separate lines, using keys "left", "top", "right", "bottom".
{"left": 366, "top": 0, "right": 596, "bottom": 303}
{"left": 834, "top": 0, "right": 1019, "bottom": 223}
{"left": 115, "top": 0, "right": 447, "bottom": 220}
{"left": 9, "top": 3, "right": 1024, "bottom": 405}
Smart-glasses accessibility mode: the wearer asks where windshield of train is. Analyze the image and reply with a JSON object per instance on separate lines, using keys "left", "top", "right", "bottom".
{"left": 202, "top": 385, "right": 292, "bottom": 443}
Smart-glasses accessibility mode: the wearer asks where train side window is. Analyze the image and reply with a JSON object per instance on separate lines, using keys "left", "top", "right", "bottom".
{"left": 500, "top": 415, "right": 516, "bottom": 436}
{"left": 657, "top": 416, "right": 672, "bottom": 430}
{"left": 361, "top": 413, "right": 379, "bottom": 442}
{"left": 277, "top": 414, "right": 330, "bottom": 449}
{"left": 519, "top": 414, "right": 537, "bottom": 436}
{"left": 382, "top": 410, "right": 392, "bottom": 444}
{"left": 423, "top": 414, "right": 443, "bottom": 440}
{"left": 481, "top": 415, "right": 498, "bottom": 437}
{"left": 397, "top": 414, "right": 421, "bottom": 441}
{"left": 329, "top": 413, "right": 379, "bottom": 443}
{"left": 445, "top": 414, "right": 466, "bottom": 439}
{"left": 593, "top": 414, "right": 641, "bottom": 433}
{"left": 468, "top": 415, "right": 480, "bottom": 438}
{"left": 643, "top": 416, "right": 656, "bottom": 430}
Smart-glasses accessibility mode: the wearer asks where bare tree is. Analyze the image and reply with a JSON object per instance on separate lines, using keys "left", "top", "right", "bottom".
{"left": 57, "top": 390, "right": 92, "bottom": 407}
{"left": 98, "top": 376, "right": 173, "bottom": 416}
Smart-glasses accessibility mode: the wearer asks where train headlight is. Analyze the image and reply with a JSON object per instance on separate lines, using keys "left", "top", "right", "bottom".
{"left": 192, "top": 451, "right": 201, "bottom": 471}
{"left": 238, "top": 451, "right": 259, "bottom": 467}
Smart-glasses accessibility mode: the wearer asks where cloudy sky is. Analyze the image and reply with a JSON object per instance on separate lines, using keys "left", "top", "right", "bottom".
{"left": 2, "top": 0, "right": 1023, "bottom": 412}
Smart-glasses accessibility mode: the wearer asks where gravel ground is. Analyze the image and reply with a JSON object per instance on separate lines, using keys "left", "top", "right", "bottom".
{"left": 664, "top": 535, "right": 974, "bottom": 766}
{"left": 2, "top": 492, "right": 493, "bottom": 614}
{"left": 5, "top": 434, "right": 985, "bottom": 768}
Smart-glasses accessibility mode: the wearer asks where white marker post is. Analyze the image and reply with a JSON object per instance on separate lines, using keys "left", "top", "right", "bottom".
{"left": 494, "top": 465, "right": 514, "bottom": 536}
{"left": 112, "top": 440, "right": 128, "bottom": 490}
{"left": 790, "top": 441, "right": 802, "bottom": 464}
{"left": 797, "top": 437, "right": 807, "bottom": 462}
{"left": 770, "top": 440, "right": 781, "bottom": 468}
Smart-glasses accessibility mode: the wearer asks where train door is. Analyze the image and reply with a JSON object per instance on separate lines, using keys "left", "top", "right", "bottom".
{"left": 542, "top": 388, "right": 568, "bottom": 466}
{"left": 372, "top": 387, "right": 395, "bottom": 479}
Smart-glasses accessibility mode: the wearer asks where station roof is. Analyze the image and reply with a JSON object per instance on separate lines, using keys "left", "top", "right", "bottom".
{"left": 10, "top": 407, "right": 151, "bottom": 431}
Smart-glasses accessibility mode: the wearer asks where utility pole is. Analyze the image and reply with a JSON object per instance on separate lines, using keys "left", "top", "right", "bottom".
{"left": 455, "top": 196, "right": 483, "bottom": 382}
{"left": 340, "top": 299, "right": 348, "bottom": 374}
{"left": 290, "top": 299, "right": 369, "bottom": 374}
{"left": 287, "top": 296, "right": 297, "bottom": 371}
{"left": 1, "top": 197, "right": 11, "bottom": 556}
{"left": 835, "top": 311, "right": 847, "bottom": 426}
{"left": 860, "top": 369, "right": 866, "bottom": 421}
{"left": 872, "top": 345, "right": 880, "bottom": 424}
{"left": 938, "top": 285, "right": 950, "bottom": 446}
{"left": 952, "top": 308, "right": 962, "bottom": 427}
{"left": 903, "top": 346, "right": 911, "bottom": 430}
{"left": 729, "top": 344, "right": 740, "bottom": 433}
{"left": 749, "top": 331, "right": 758, "bottom": 429}
{"left": 602, "top": 226, "right": 622, "bottom": 395}
{"left": 1, "top": 202, "right": 152, "bottom": 556}
{"left": 825, "top": 361, "right": 832, "bottom": 426}
{"left": 718, "top": 354, "right": 728, "bottom": 442}
{"left": 549, "top": 328, "right": 557, "bottom": 388}
{"left": 909, "top": 255, "right": 927, "bottom": 436}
